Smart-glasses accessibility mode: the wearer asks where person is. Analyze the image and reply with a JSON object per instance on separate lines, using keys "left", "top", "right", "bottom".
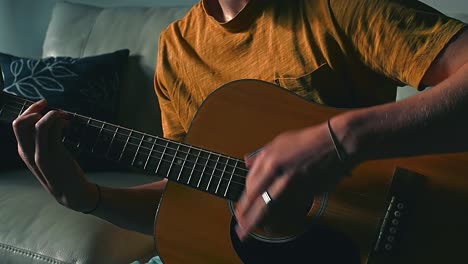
{"left": 12, "top": 0, "right": 468, "bottom": 262}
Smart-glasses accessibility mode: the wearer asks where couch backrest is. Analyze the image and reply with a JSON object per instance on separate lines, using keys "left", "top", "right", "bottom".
{"left": 42, "top": 2, "right": 191, "bottom": 135}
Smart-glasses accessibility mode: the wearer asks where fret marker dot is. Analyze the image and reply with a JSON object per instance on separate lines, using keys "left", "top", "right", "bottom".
{"left": 137, "top": 161, "right": 144, "bottom": 167}
{"left": 177, "top": 159, "right": 183, "bottom": 165}
{"left": 147, "top": 137, "right": 153, "bottom": 142}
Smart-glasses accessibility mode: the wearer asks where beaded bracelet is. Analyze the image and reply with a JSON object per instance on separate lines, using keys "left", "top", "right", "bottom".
{"left": 82, "top": 184, "right": 101, "bottom": 214}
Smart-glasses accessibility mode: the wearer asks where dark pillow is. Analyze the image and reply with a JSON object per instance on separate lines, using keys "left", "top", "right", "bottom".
{"left": 0, "top": 49, "right": 130, "bottom": 171}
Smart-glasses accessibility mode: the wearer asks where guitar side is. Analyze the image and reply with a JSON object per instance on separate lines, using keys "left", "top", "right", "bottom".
{"left": 153, "top": 80, "right": 468, "bottom": 263}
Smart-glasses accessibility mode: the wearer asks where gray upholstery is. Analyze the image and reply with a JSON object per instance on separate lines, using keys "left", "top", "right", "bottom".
{"left": 0, "top": 170, "right": 157, "bottom": 264}
{"left": 1, "top": 2, "right": 191, "bottom": 263}
{"left": 43, "top": 2, "right": 191, "bottom": 136}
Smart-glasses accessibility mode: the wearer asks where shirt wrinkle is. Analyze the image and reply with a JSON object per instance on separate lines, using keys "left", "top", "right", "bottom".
{"left": 154, "top": 0, "right": 466, "bottom": 140}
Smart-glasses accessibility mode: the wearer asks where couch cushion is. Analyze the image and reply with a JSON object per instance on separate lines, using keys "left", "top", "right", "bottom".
{"left": 0, "top": 169, "right": 157, "bottom": 264}
{"left": 42, "top": 2, "right": 191, "bottom": 136}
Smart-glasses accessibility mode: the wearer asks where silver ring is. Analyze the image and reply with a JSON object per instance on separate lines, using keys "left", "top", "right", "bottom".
{"left": 261, "top": 191, "right": 273, "bottom": 206}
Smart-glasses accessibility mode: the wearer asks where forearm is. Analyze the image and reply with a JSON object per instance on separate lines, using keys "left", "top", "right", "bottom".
{"left": 90, "top": 179, "right": 167, "bottom": 235}
{"left": 334, "top": 62, "right": 468, "bottom": 163}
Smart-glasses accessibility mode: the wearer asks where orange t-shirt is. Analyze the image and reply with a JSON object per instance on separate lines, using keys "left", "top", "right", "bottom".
{"left": 155, "top": 0, "right": 466, "bottom": 141}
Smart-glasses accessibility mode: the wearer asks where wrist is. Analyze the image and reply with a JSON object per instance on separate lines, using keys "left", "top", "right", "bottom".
{"left": 328, "top": 111, "right": 368, "bottom": 167}
{"left": 327, "top": 119, "right": 354, "bottom": 175}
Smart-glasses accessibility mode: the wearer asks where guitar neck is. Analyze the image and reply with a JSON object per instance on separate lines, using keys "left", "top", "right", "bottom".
{"left": 0, "top": 92, "right": 246, "bottom": 202}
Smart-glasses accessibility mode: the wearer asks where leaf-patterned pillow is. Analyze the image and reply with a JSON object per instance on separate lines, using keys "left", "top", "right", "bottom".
{"left": 0, "top": 49, "right": 129, "bottom": 122}
{"left": 0, "top": 49, "right": 129, "bottom": 171}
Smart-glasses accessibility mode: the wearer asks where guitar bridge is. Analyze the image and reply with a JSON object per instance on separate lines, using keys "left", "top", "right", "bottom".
{"left": 368, "top": 167, "right": 426, "bottom": 264}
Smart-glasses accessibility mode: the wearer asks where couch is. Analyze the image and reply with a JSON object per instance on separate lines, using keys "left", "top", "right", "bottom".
{"left": 0, "top": 2, "right": 191, "bottom": 263}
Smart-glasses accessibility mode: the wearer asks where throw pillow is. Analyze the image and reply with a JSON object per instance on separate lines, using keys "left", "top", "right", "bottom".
{"left": 0, "top": 49, "right": 130, "bottom": 171}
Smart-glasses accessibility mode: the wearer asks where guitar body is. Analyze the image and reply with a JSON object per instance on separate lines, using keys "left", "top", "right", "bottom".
{"left": 153, "top": 80, "right": 468, "bottom": 263}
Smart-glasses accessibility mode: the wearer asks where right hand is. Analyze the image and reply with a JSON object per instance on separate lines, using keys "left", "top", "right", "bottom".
{"left": 12, "top": 99, "right": 98, "bottom": 212}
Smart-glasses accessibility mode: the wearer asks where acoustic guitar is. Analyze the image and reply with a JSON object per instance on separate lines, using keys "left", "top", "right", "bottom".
{"left": 2, "top": 79, "right": 468, "bottom": 264}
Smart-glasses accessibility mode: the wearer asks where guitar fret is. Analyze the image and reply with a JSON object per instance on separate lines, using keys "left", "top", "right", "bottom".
{"left": 77, "top": 117, "right": 91, "bottom": 150}
{"left": 92, "top": 122, "right": 106, "bottom": 153}
{"left": 176, "top": 145, "right": 191, "bottom": 181}
{"left": 0, "top": 105, "right": 11, "bottom": 122}
{"left": 62, "top": 112, "right": 76, "bottom": 145}
{"left": 118, "top": 130, "right": 132, "bottom": 161}
{"left": 131, "top": 133, "right": 144, "bottom": 166}
{"left": 229, "top": 162, "right": 247, "bottom": 201}
{"left": 143, "top": 137, "right": 157, "bottom": 170}
{"left": 155, "top": 141, "right": 169, "bottom": 176}
{"left": 206, "top": 155, "right": 220, "bottom": 191}
{"left": 106, "top": 126, "right": 119, "bottom": 159}
{"left": 19, "top": 100, "right": 26, "bottom": 117}
{"left": 187, "top": 148, "right": 201, "bottom": 185}
{"left": 1, "top": 105, "right": 18, "bottom": 123}
{"left": 224, "top": 159, "right": 239, "bottom": 197}
{"left": 215, "top": 157, "right": 229, "bottom": 195}
{"left": 197, "top": 152, "right": 211, "bottom": 188}
{"left": 167, "top": 144, "right": 181, "bottom": 180}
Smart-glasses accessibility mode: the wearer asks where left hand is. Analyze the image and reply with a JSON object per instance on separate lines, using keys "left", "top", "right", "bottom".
{"left": 12, "top": 100, "right": 97, "bottom": 213}
{"left": 235, "top": 121, "right": 352, "bottom": 241}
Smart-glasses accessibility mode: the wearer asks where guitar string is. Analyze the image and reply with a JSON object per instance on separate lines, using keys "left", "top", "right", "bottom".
{"left": 1, "top": 99, "right": 251, "bottom": 173}
{"left": 1, "top": 102, "right": 250, "bottom": 181}
{"left": 1, "top": 101, "right": 252, "bottom": 187}
{"left": 1, "top": 96, "right": 270, "bottom": 198}
{"left": 1, "top": 106, "right": 247, "bottom": 198}
{"left": 3, "top": 104, "right": 248, "bottom": 193}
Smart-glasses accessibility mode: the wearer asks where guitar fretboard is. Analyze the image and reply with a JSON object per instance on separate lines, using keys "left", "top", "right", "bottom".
{"left": 0, "top": 92, "right": 246, "bottom": 202}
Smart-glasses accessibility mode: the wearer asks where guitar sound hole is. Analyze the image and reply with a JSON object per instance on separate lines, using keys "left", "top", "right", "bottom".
{"left": 230, "top": 218, "right": 361, "bottom": 264}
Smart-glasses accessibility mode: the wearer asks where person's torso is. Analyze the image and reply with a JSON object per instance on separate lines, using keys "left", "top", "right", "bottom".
{"left": 160, "top": 0, "right": 398, "bottom": 131}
